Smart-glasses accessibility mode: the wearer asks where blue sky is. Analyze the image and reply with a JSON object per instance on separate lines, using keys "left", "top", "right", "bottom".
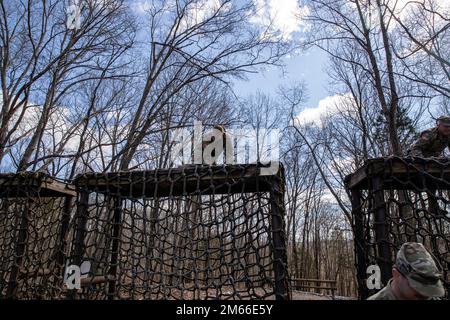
{"left": 228, "top": 0, "right": 331, "bottom": 110}
{"left": 233, "top": 46, "right": 330, "bottom": 109}
{"left": 130, "top": 0, "right": 449, "bottom": 126}
{"left": 132, "top": 0, "right": 331, "bottom": 117}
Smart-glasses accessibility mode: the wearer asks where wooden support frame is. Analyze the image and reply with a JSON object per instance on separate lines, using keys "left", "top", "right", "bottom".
{"left": 0, "top": 172, "right": 76, "bottom": 198}
{"left": 0, "top": 172, "right": 75, "bottom": 299}
{"left": 72, "top": 163, "right": 291, "bottom": 300}
{"left": 345, "top": 157, "right": 450, "bottom": 300}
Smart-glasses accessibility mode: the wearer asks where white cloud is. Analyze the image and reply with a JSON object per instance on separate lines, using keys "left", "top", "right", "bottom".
{"left": 294, "top": 93, "right": 354, "bottom": 127}
{"left": 395, "top": 0, "right": 450, "bottom": 16}
{"left": 344, "top": 0, "right": 450, "bottom": 32}
{"left": 190, "top": 0, "right": 223, "bottom": 23}
{"left": 132, "top": 0, "right": 153, "bottom": 14}
{"left": 181, "top": 0, "right": 231, "bottom": 29}
{"left": 132, "top": 0, "right": 308, "bottom": 40}
{"left": 250, "top": 0, "right": 309, "bottom": 40}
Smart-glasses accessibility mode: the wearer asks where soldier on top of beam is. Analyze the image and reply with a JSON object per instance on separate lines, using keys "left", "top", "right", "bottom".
{"left": 407, "top": 116, "right": 450, "bottom": 157}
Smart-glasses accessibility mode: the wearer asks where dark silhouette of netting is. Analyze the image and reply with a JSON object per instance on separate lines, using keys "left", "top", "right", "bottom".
{"left": 0, "top": 164, "right": 290, "bottom": 300}
{"left": 0, "top": 172, "right": 76, "bottom": 299}
{"left": 346, "top": 157, "right": 450, "bottom": 299}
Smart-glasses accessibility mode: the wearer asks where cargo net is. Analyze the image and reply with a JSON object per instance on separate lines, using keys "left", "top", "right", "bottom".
{"left": 0, "top": 173, "right": 76, "bottom": 299}
{"left": 69, "top": 164, "right": 289, "bottom": 300}
{"left": 346, "top": 157, "right": 450, "bottom": 299}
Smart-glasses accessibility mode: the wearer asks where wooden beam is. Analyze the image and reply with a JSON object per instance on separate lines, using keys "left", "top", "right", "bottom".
{"left": 345, "top": 157, "right": 450, "bottom": 190}
{"left": 294, "top": 285, "right": 337, "bottom": 290}
{"left": 291, "top": 278, "right": 337, "bottom": 283}
{"left": 74, "top": 163, "right": 284, "bottom": 197}
{"left": 0, "top": 172, "right": 76, "bottom": 197}
{"left": 81, "top": 275, "right": 115, "bottom": 286}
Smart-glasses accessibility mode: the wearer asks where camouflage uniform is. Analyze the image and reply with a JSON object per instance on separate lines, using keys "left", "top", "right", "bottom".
{"left": 367, "top": 242, "right": 445, "bottom": 300}
{"left": 407, "top": 116, "right": 450, "bottom": 157}
{"left": 367, "top": 279, "right": 398, "bottom": 300}
{"left": 406, "top": 127, "right": 450, "bottom": 157}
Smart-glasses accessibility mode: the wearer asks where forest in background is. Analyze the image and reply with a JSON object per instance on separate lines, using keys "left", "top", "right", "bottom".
{"left": 0, "top": 0, "right": 449, "bottom": 297}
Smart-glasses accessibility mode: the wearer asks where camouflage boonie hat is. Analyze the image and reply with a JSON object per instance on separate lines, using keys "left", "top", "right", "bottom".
{"left": 395, "top": 242, "right": 445, "bottom": 298}
{"left": 437, "top": 116, "right": 450, "bottom": 126}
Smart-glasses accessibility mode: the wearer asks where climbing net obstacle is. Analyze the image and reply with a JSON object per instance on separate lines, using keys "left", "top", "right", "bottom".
{"left": 346, "top": 157, "right": 450, "bottom": 299}
{"left": 0, "top": 172, "right": 76, "bottom": 299}
{"left": 0, "top": 164, "right": 290, "bottom": 300}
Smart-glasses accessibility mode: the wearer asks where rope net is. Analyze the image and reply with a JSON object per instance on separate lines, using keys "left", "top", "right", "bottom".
{"left": 0, "top": 173, "right": 75, "bottom": 299}
{"left": 0, "top": 164, "right": 290, "bottom": 300}
{"left": 346, "top": 157, "right": 450, "bottom": 299}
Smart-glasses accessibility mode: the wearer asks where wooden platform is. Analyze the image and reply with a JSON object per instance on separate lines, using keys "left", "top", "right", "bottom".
{"left": 0, "top": 172, "right": 76, "bottom": 197}
{"left": 74, "top": 163, "right": 284, "bottom": 197}
{"left": 344, "top": 157, "right": 450, "bottom": 190}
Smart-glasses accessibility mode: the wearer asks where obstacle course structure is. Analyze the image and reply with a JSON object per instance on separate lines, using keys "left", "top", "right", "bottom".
{"left": 0, "top": 172, "right": 76, "bottom": 298}
{"left": 346, "top": 157, "right": 449, "bottom": 299}
{"left": 0, "top": 164, "right": 290, "bottom": 300}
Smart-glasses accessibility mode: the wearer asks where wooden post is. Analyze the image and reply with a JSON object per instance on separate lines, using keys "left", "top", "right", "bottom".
{"left": 54, "top": 196, "right": 74, "bottom": 285}
{"left": 72, "top": 191, "right": 90, "bottom": 265}
{"left": 268, "top": 176, "right": 290, "bottom": 300}
{"left": 107, "top": 196, "right": 122, "bottom": 300}
{"left": 425, "top": 189, "right": 441, "bottom": 266}
{"left": 6, "top": 198, "right": 31, "bottom": 298}
{"left": 372, "top": 176, "right": 393, "bottom": 286}
{"left": 350, "top": 188, "right": 370, "bottom": 299}
{"left": 68, "top": 189, "right": 90, "bottom": 299}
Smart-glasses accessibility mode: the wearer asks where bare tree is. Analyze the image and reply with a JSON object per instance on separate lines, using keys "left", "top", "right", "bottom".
{"left": 0, "top": 0, "right": 135, "bottom": 172}
{"left": 389, "top": 0, "right": 450, "bottom": 100}
{"left": 116, "top": 0, "right": 292, "bottom": 170}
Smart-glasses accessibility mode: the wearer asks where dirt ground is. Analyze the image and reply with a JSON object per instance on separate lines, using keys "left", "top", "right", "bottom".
{"left": 114, "top": 286, "right": 356, "bottom": 300}
{"left": 59, "top": 281, "right": 357, "bottom": 300}
{"left": 290, "top": 290, "right": 356, "bottom": 300}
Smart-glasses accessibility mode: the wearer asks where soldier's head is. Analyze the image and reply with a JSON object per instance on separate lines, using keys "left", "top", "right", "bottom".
{"left": 391, "top": 242, "right": 444, "bottom": 300}
{"left": 436, "top": 116, "right": 450, "bottom": 136}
